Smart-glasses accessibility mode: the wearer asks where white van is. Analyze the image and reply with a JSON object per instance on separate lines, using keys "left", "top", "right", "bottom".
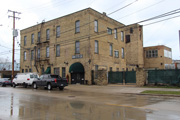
{"left": 13, "top": 73, "right": 39, "bottom": 88}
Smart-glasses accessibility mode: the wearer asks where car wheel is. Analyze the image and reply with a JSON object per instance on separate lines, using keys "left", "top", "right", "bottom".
{"left": 13, "top": 83, "right": 16, "bottom": 88}
{"left": 33, "top": 83, "right": 37, "bottom": 89}
{"left": 1, "top": 84, "right": 4, "bottom": 87}
{"left": 59, "top": 87, "right": 64, "bottom": 90}
{"left": 47, "top": 83, "right": 52, "bottom": 90}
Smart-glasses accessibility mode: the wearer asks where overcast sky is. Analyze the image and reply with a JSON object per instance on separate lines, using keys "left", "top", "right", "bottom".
{"left": 0, "top": 0, "right": 180, "bottom": 63}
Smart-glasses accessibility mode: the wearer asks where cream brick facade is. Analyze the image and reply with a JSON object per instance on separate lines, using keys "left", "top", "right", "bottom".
{"left": 125, "top": 24, "right": 144, "bottom": 71}
{"left": 144, "top": 45, "right": 172, "bottom": 69}
{"left": 20, "top": 8, "right": 143, "bottom": 84}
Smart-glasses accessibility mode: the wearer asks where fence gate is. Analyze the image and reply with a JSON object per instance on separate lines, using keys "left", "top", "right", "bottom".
{"left": 125, "top": 71, "right": 136, "bottom": 83}
{"left": 108, "top": 72, "right": 123, "bottom": 84}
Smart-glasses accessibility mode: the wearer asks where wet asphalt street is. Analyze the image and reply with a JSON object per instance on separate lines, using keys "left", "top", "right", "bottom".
{"left": 0, "top": 85, "right": 180, "bottom": 120}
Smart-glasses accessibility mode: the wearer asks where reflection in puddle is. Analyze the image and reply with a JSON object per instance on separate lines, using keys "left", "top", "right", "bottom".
{"left": 0, "top": 93, "right": 147, "bottom": 120}
{"left": 0, "top": 91, "right": 180, "bottom": 120}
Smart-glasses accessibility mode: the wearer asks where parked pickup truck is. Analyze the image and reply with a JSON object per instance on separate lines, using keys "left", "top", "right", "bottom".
{"left": 32, "top": 74, "right": 68, "bottom": 90}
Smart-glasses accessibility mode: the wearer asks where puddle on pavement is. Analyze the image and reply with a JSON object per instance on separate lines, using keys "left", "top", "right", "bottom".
{"left": 0, "top": 91, "right": 180, "bottom": 120}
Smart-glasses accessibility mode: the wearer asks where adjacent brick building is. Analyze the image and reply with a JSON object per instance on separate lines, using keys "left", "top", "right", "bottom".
{"left": 20, "top": 8, "right": 143, "bottom": 84}
{"left": 144, "top": 45, "right": 172, "bottom": 69}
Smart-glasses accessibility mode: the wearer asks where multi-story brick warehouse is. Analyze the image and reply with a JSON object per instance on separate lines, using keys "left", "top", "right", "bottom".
{"left": 20, "top": 8, "right": 143, "bottom": 84}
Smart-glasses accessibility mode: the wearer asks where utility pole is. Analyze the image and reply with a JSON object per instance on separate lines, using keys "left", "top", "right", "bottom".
{"left": 8, "top": 10, "right": 21, "bottom": 80}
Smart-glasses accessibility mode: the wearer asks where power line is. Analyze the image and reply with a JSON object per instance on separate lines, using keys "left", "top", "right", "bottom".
{"left": 117, "top": 0, "right": 166, "bottom": 20}
{"left": 137, "top": 8, "right": 180, "bottom": 24}
{"left": 107, "top": 0, "right": 138, "bottom": 15}
{"left": 144, "top": 14, "right": 180, "bottom": 26}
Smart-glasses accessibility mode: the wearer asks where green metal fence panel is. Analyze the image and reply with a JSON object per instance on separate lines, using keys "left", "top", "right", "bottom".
{"left": 125, "top": 71, "right": 136, "bottom": 83}
{"left": 148, "top": 70, "right": 180, "bottom": 85}
{"left": 108, "top": 72, "right": 123, "bottom": 83}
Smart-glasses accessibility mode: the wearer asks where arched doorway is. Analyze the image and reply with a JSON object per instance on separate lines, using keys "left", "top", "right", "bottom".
{"left": 69, "top": 62, "right": 85, "bottom": 84}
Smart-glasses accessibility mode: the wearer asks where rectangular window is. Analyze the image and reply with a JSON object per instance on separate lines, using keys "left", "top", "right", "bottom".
{"left": 31, "top": 34, "right": 34, "bottom": 44}
{"left": 25, "top": 69, "right": 28, "bottom": 73}
{"left": 54, "top": 68, "right": 60, "bottom": 75}
{"left": 114, "top": 51, "right": 119, "bottom": 58}
{"left": 46, "top": 29, "right": 50, "bottom": 40}
{"left": 24, "top": 51, "right": 26, "bottom": 61}
{"left": 56, "top": 26, "right": 60, "bottom": 37}
{"left": 95, "top": 40, "right": 99, "bottom": 54}
{"left": 62, "top": 67, "right": 66, "bottom": 78}
{"left": 56, "top": 44, "right": 60, "bottom": 57}
{"left": 29, "top": 69, "right": 32, "bottom": 72}
{"left": 109, "top": 44, "right": 113, "bottom": 56}
{"left": 114, "top": 28, "right": 117, "bottom": 39}
{"left": 122, "top": 48, "right": 124, "bottom": 59}
{"left": 116, "top": 68, "right": 119, "bottom": 71}
{"left": 126, "top": 35, "right": 130, "bottom": 43}
{"left": 75, "top": 20, "right": 80, "bottom": 33}
{"left": 155, "top": 50, "right": 158, "bottom": 57}
{"left": 146, "top": 51, "right": 149, "bottom": 58}
{"left": 107, "top": 28, "right": 112, "bottom": 34}
{"left": 121, "top": 31, "right": 124, "bottom": 41}
{"left": 31, "top": 50, "right": 34, "bottom": 60}
{"left": 149, "top": 50, "right": 152, "bottom": 58}
{"left": 37, "top": 48, "right": 40, "bottom": 59}
{"left": 22, "top": 69, "right": 24, "bottom": 73}
{"left": 95, "top": 65, "right": 98, "bottom": 79}
{"left": 24, "top": 36, "right": 27, "bottom": 46}
{"left": 46, "top": 46, "right": 49, "bottom": 58}
{"left": 146, "top": 50, "right": 158, "bottom": 58}
{"left": 75, "top": 41, "right": 80, "bottom": 53}
{"left": 130, "top": 27, "right": 133, "bottom": 33}
{"left": 94, "top": 20, "right": 98, "bottom": 32}
{"left": 38, "top": 32, "right": 41, "bottom": 42}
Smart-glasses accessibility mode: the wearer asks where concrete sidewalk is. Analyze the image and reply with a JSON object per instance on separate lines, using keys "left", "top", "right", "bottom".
{"left": 67, "top": 84, "right": 180, "bottom": 96}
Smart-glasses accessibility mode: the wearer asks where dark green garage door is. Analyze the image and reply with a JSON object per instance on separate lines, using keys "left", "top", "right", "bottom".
{"left": 125, "top": 71, "right": 136, "bottom": 83}
{"left": 108, "top": 72, "right": 123, "bottom": 84}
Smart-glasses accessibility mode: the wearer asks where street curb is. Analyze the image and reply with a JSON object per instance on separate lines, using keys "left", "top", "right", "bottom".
{"left": 122, "top": 93, "right": 180, "bottom": 97}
